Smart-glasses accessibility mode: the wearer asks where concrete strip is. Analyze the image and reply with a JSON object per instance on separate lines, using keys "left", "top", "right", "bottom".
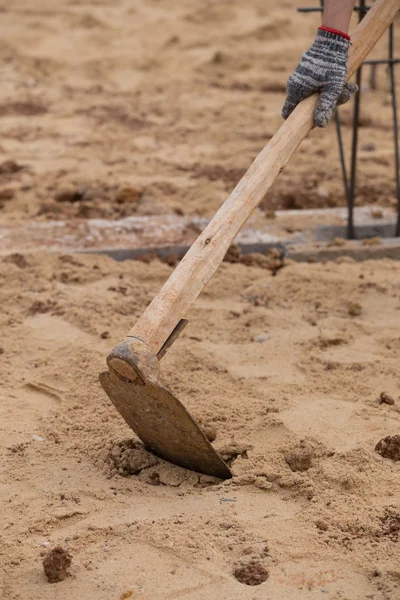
{"left": 287, "top": 238, "right": 400, "bottom": 262}
{"left": 0, "top": 207, "right": 398, "bottom": 263}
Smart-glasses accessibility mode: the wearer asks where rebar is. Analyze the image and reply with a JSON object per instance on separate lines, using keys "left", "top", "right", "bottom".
{"left": 297, "top": 1, "right": 400, "bottom": 238}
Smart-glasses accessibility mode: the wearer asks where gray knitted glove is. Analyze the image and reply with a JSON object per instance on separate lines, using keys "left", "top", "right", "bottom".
{"left": 282, "top": 27, "right": 358, "bottom": 128}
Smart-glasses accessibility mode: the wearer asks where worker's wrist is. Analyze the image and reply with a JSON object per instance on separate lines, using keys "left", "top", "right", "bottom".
{"left": 319, "top": 25, "right": 350, "bottom": 41}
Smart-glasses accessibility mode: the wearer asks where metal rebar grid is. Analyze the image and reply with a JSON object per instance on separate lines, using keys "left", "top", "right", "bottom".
{"left": 297, "top": 1, "right": 400, "bottom": 239}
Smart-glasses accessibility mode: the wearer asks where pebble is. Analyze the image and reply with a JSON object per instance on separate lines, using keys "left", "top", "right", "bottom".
{"left": 379, "top": 391, "right": 395, "bottom": 406}
{"left": 361, "top": 143, "right": 376, "bottom": 152}
{"left": 253, "top": 334, "right": 270, "bottom": 343}
{"left": 32, "top": 434, "right": 44, "bottom": 442}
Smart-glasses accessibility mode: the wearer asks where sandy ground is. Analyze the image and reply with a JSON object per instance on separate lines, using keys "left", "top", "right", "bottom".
{"left": 1, "top": 1, "right": 400, "bottom": 599}
{"left": 0, "top": 0, "right": 399, "bottom": 226}
{"left": 1, "top": 252, "right": 400, "bottom": 599}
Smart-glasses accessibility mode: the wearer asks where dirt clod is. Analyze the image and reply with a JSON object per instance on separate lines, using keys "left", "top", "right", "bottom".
{"left": 329, "top": 237, "right": 346, "bottom": 247}
{"left": 363, "top": 237, "right": 381, "bottom": 246}
{"left": 42, "top": 546, "right": 72, "bottom": 583}
{"left": 0, "top": 188, "right": 15, "bottom": 200}
{"left": 233, "top": 562, "right": 269, "bottom": 586}
{"left": 254, "top": 476, "right": 273, "bottom": 490}
{"left": 379, "top": 392, "right": 395, "bottom": 406}
{"left": 198, "top": 420, "right": 217, "bottom": 442}
{"left": 115, "top": 186, "right": 142, "bottom": 204}
{"left": 55, "top": 187, "right": 86, "bottom": 203}
{"left": 380, "top": 508, "right": 400, "bottom": 541}
{"left": 107, "top": 439, "right": 159, "bottom": 475}
{"left": 315, "top": 519, "right": 329, "bottom": 531}
{"left": 224, "top": 245, "right": 285, "bottom": 274}
{"left": 0, "top": 160, "right": 23, "bottom": 175}
{"left": 285, "top": 446, "right": 313, "bottom": 472}
{"left": 29, "top": 300, "right": 57, "bottom": 315}
{"left": 3, "top": 253, "right": 29, "bottom": 268}
{"left": 375, "top": 435, "right": 400, "bottom": 461}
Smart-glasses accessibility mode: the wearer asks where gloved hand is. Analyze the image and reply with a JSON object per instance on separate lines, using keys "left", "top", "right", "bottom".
{"left": 282, "top": 26, "right": 358, "bottom": 128}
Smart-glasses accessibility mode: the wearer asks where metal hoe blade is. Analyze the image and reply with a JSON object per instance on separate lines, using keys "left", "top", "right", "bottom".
{"left": 100, "top": 367, "right": 231, "bottom": 479}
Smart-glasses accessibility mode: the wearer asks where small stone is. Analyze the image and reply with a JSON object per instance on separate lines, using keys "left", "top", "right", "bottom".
{"left": 379, "top": 392, "right": 395, "bottom": 406}
{"left": 0, "top": 346, "right": 4, "bottom": 355}
{"left": 196, "top": 418, "right": 217, "bottom": 442}
{"left": 32, "top": 434, "right": 44, "bottom": 442}
{"left": 42, "top": 546, "right": 72, "bottom": 583}
{"left": 100, "top": 331, "right": 110, "bottom": 339}
{"left": 375, "top": 435, "right": 400, "bottom": 461}
{"left": 253, "top": 334, "right": 270, "bottom": 343}
{"left": 348, "top": 302, "right": 362, "bottom": 317}
{"left": 212, "top": 50, "right": 225, "bottom": 64}
{"left": 361, "top": 143, "right": 376, "bottom": 152}
{"left": 203, "top": 422, "right": 217, "bottom": 443}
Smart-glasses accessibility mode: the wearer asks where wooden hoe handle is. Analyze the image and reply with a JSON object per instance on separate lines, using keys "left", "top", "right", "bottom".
{"left": 130, "top": 0, "right": 399, "bottom": 356}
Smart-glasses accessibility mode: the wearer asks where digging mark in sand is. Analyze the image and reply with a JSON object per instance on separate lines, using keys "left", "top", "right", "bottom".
{"left": 106, "top": 439, "right": 220, "bottom": 487}
{"left": 24, "top": 314, "right": 95, "bottom": 345}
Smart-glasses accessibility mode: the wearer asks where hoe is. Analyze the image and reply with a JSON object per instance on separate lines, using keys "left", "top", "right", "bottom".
{"left": 100, "top": 0, "right": 399, "bottom": 479}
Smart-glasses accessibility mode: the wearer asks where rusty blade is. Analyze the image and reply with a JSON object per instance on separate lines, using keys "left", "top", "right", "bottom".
{"left": 99, "top": 368, "right": 231, "bottom": 480}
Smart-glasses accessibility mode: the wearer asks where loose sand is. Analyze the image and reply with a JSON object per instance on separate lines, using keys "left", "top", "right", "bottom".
{"left": 0, "top": 1, "right": 398, "bottom": 224}
{"left": 1, "top": 1, "right": 400, "bottom": 599}
{"left": 1, "top": 253, "right": 400, "bottom": 599}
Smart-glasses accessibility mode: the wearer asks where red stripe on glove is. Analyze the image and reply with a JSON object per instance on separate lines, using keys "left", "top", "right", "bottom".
{"left": 319, "top": 26, "right": 351, "bottom": 41}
